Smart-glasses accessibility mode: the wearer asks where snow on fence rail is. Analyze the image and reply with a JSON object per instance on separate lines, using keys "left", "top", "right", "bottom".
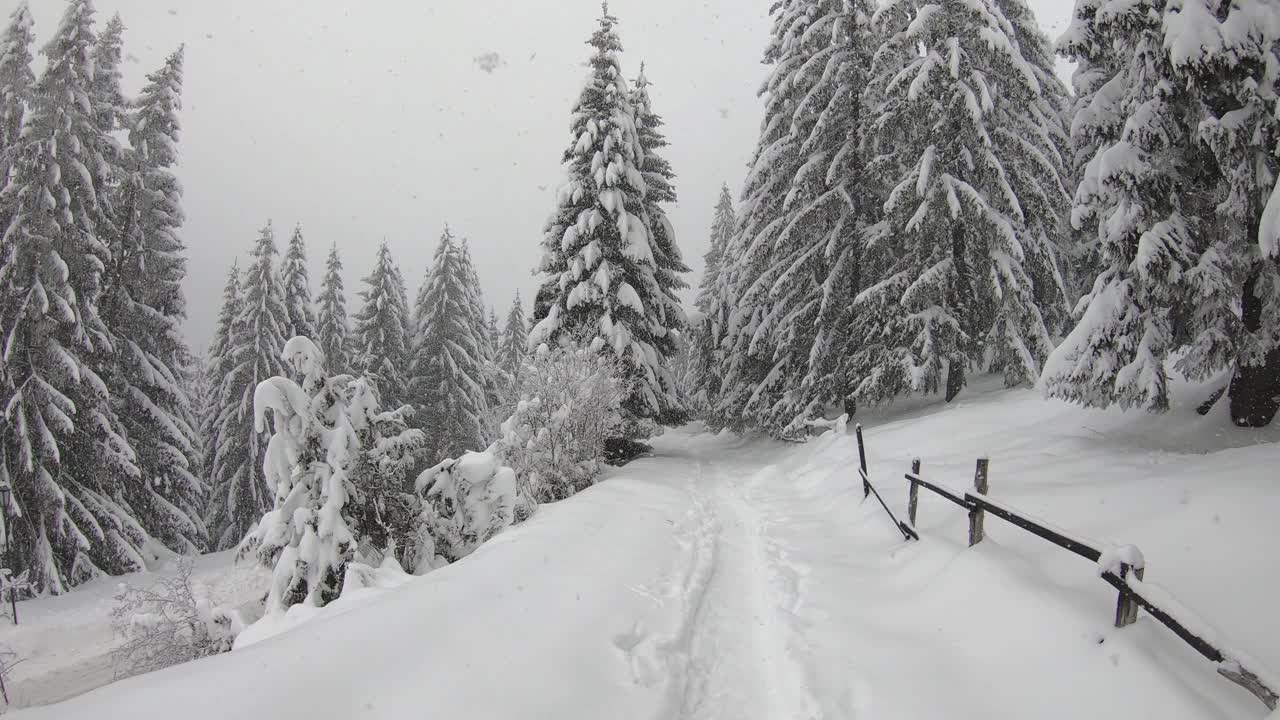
{"left": 852, "top": 424, "right": 1280, "bottom": 712}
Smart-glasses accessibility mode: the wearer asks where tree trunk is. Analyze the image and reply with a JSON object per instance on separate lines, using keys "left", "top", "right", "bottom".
{"left": 1229, "top": 265, "right": 1280, "bottom": 427}
{"left": 945, "top": 358, "right": 965, "bottom": 403}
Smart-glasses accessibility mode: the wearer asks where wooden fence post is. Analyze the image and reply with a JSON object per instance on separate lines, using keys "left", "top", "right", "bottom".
{"left": 855, "top": 424, "right": 870, "bottom": 498}
{"left": 1115, "top": 563, "right": 1145, "bottom": 628}
{"left": 968, "top": 458, "right": 989, "bottom": 547}
{"left": 908, "top": 458, "right": 921, "bottom": 527}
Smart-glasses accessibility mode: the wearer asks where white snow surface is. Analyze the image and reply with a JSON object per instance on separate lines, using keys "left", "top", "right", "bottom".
{"left": 10, "top": 377, "right": 1280, "bottom": 719}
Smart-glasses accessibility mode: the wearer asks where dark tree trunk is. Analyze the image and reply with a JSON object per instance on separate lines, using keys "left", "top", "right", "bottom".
{"left": 948, "top": 223, "right": 972, "bottom": 404}
{"left": 1229, "top": 266, "right": 1280, "bottom": 427}
{"left": 945, "top": 359, "right": 965, "bottom": 403}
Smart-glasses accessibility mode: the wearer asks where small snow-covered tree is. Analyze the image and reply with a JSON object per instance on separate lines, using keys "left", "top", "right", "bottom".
{"left": 530, "top": 7, "right": 679, "bottom": 434}
{"left": 408, "top": 229, "right": 490, "bottom": 463}
{"left": 241, "top": 337, "right": 424, "bottom": 611}
{"left": 690, "top": 184, "right": 737, "bottom": 416}
{"left": 0, "top": 1, "right": 34, "bottom": 184}
{"left": 417, "top": 450, "right": 523, "bottom": 565}
{"left": 281, "top": 225, "right": 316, "bottom": 341}
{"left": 496, "top": 344, "right": 624, "bottom": 503}
{"left": 315, "top": 243, "right": 352, "bottom": 374}
{"left": 499, "top": 294, "right": 529, "bottom": 398}
{"left": 352, "top": 242, "right": 411, "bottom": 409}
{"left": 206, "top": 223, "right": 289, "bottom": 550}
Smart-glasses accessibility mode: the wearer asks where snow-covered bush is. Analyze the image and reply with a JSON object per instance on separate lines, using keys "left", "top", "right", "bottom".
{"left": 109, "top": 558, "right": 244, "bottom": 679}
{"left": 416, "top": 451, "right": 526, "bottom": 564}
{"left": 496, "top": 345, "right": 625, "bottom": 503}
{"left": 239, "top": 337, "right": 425, "bottom": 612}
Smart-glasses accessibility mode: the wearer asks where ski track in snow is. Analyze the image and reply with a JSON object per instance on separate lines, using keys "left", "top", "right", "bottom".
{"left": 665, "top": 458, "right": 824, "bottom": 720}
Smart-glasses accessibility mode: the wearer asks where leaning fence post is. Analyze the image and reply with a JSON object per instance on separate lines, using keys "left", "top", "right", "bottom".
{"left": 1115, "top": 563, "right": 1145, "bottom": 628}
{"left": 908, "top": 458, "right": 921, "bottom": 527}
{"left": 855, "top": 424, "right": 870, "bottom": 498}
{"left": 968, "top": 457, "right": 989, "bottom": 547}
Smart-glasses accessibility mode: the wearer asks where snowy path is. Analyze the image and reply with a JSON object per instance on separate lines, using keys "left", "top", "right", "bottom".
{"left": 14, "top": 389, "right": 1279, "bottom": 719}
{"left": 673, "top": 459, "right": 820, "bottom": 720}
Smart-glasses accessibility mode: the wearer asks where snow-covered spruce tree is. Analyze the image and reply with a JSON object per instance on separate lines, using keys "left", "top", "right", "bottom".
{"left": 1175, "top": 0, "right": 1280, "bottom": 427}
{"left": 1057, "top": 0, "right": 1125, "bottom": 293}
{"left": 992, "top": 0, "right": 1074, "bottom": 337}
{"left": 408, "top": 229, "right": 489, "bottom": 464}
{"left": 241, "top": 338, "right": 425, "bottom": 610}
{"left": 459, "top": 241, "right": 505, "bottom": 424}
{"left": 710, "top": 0, "right": 840, "bottom": 431}
{"left": 100, "top": 47, "right": 205, "bottom": 554}
{"left": 1044, "top": 0, "right": 1251, "bottom": 418}
{"left": 631, "top": 63, "right": 691, "bottom": 422}
{"left": 499, "top": 293, "right": 529, "bottom": 399}
{"left": 202, "top": 264, "right": 241, "bottom": 488}
{"left": 531, "top": 6, "right": 682, "bottom": 434}
{"left": 0, "top": 1, "right": 34, "bottom": 184}
{"left": 343, "top": 375, "right": 424, "bottom": 570}
{"left": 206, "top": 224, "right": 290, "bottom": 550}
{"left": 753, "top": 0, "right": 882, "bottom": 434}
{"left": 315, "top": 243, "right": 352, "bottom": 374}
{"left": 281, "top": 225, "right": 316, "bottom": 341}
{"left": 352, "top": 242, "right": 412, "bottom": 410}
{"left": 0, "top": 0, "right": 146, "bottom": 592}
{"left": 690, "top": 184, "right": 736, "bottom": 416}
{"left": 851, "top": 0, "right": 1056, "bottom": 406}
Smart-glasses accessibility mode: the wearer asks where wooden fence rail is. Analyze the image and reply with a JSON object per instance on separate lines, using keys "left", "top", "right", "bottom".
{"left": 853, "top": 427, "right": 1279, "bottom": 712}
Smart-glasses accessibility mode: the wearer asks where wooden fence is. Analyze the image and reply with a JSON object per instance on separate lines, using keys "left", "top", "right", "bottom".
{"left": 853, "top": 424, "right": 1279, "bottom": 713}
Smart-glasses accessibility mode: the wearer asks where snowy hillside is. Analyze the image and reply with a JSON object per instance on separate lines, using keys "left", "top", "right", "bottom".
{"left": 13, "top": 379, "right": 1277, "bottom": 719}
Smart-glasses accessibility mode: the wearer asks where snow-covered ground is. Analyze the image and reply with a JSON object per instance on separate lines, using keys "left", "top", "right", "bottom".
{"left": 8, "top": 377, "right": 1279, "bottom": 718}
{"left": 3, "top": 551, "right": 267, "bottom": 710}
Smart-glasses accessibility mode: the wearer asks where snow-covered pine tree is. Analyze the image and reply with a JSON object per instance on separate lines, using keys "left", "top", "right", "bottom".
{"left": 459, "top": 241, "right": 504, "bottom": 419}
{"left": 752, "top": 0, "right": 880, "bottom": 433}
{"left": 499, "top": 294, "right": 528, "bottom": 398}
{"left": 690, "top": 184, "right": 737, "bottom": 416}
{"left": 351, "top": 242, "right": 411, "bottom": 410}
{"left": 408, "top": 229, "right": 489, "bottom": 463}
{"left": 241, "top": 337, "right": 425, "bottom": 609}
{"left": 710, "top": 0, "right": 851, "bottom": 431}
{"left": 993, "top": 0, "right": 1075, "bottom": 336}
{"left": 1172, "top": 0, "right": 1280, "bottom": 427}
{"left": 315, "top": 243, "right": 352, "bottom": 374}
{"left": 0, "top": 1, "right": 34, "bottom": 185}
{"left": 281, "top": 225, "right": 316, "bottom": 341}
{"left": 1057, "top": 0, "right": 1124, "bottom": 292}
{"left": 851, "top": 0, "right": 1055, "bottom": 406}
{"left": 206, "top": 223, "right": 290, "bottom": 550}
{"left": 0, "top": 0, "right": 145, "bottom": 591}
{"left": 1044, "top": 0, "right": 1223, "bottom": 415}
{"left": 530, "top": 6, "right": 679, "bottom": 433}
{"left": 631, "top": 63, "right": 690, "bottom": 424}
{"left": 696, "top": 184, "right": 737, "bottom": 318}
{"left": 99, "top": 47, "right": 205, "bottom": 554}
{"left": 202, "top": 264, "right": 241, "bottom": 489}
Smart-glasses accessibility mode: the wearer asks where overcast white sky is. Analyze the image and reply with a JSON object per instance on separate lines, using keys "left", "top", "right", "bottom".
{"left": 25, "top": 0, "right": 1074, "bottom": 351}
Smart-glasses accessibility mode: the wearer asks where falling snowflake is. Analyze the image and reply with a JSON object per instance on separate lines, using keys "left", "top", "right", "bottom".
{"left": 474, "top": 52, "right": 506, "bottom": 74}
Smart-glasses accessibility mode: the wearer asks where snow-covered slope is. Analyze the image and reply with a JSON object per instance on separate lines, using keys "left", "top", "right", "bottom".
{"left": 12, "top": 378, "right": 1279, "bottom": 719}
